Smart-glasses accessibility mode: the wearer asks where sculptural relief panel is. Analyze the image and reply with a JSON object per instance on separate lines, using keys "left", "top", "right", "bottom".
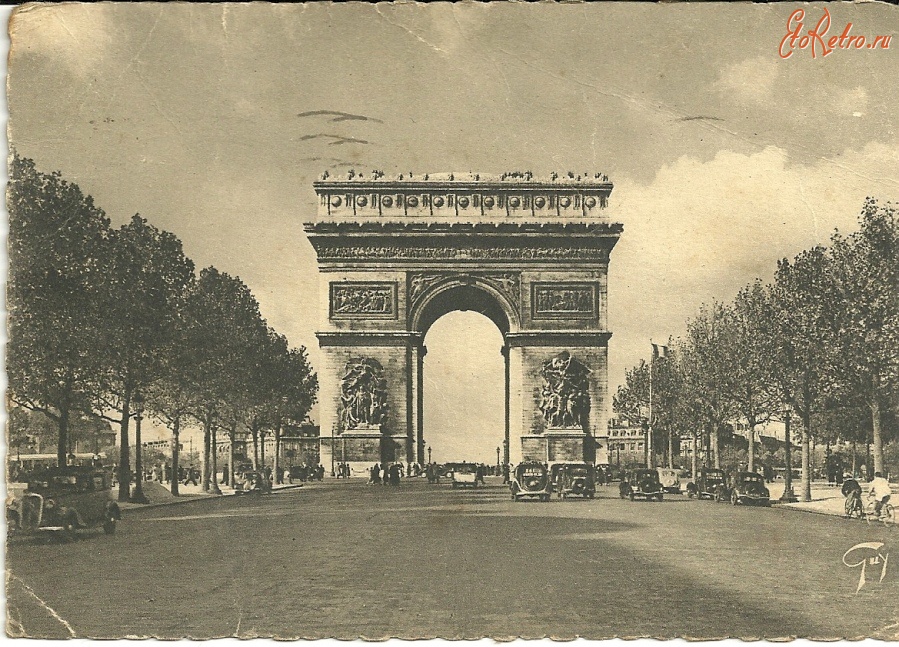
{"left": 538, "top": 351, "right": 591, "bottom": 430}
{"left": 330, "top": 282, "right": 397, "bottom": 319}
{"left": 532, "top": 282, "right": 598, "bottom": 320}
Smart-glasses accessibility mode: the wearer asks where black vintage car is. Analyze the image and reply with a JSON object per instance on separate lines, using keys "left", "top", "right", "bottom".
{"left": 510, "top": 461, "right": 552, "bottom": 501}
{"left": 622, "top": 468, "right": 664, "bottom": 501}
{"left": 724, "top": 471, "right": 771, "bottom": 506}
{"left": 13, "top": 467, "right": 121, "bottom": 540}
{"left": 686, "top": 467, "right": 727, "bottom": 500}
{"left": 550, "top": 463, "right": 596, "bottom": 499}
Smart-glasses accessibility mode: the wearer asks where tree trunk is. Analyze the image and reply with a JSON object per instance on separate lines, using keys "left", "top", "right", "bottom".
{"left": 274, "top": 418, "right": 282, "bottom": 485}
{"left": 229, "top": 423, "right": 237, "bottom": 487}
{"left": 252, "top": 424, "right": 259, "bottom": 470}
{"left": 171, "top": 416, "right": 180, "bottom": 497}
{"left": 851, "top": 440, "right": 857, "bottom": 477}
{"left": 202, "top": 411, "right": 212, "bottom": 492}
{"left": 210, "top": 420, "right": 221, "bottom": 495}
{"left": 691, "top": 430, "right": 698, "bottom": 481}
{"left": 667, "top": 429, "right": 674, "bottom": 469}
{"left": 118, "top": 391, "right": 132, "bottom": 502}
{"left": 800, "top": 412, "right": 812, "bottom": 502}
{"left": 712, "top": 426, "right": 720, "bottom": 469}
{"left": 871, "top": 396, "right": 884, "bottom": 476}
{"left": 57, "top": 405, "right": 70, "bottom": 468}
{"left": 748, "top": 422, "right": 756, "bottom": 474}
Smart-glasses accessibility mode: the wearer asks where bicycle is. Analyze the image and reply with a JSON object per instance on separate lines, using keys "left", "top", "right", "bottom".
{"left": 845, "top": 492, "right": 863, "bottom": 519}
{"left": 864, "top": 495, "right": 895, "bottom": 527}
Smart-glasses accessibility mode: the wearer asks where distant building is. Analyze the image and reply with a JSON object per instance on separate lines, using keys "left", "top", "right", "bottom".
{"left": 606, "top": 418, "right": 646, "bottom": 466}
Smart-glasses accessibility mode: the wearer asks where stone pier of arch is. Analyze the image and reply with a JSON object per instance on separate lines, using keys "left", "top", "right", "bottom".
{"left": 303, "top": 173, "right": 622, "bottom": 475}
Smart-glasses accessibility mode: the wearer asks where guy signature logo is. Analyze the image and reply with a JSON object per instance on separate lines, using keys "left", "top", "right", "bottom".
{"left": 779, "top": 9, "right": 892, "bottom": 59}
{"left": 843, "top": 542, "right": 889, "bottom": 594}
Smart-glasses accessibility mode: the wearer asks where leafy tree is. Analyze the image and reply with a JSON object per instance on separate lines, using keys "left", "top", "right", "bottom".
{"left": 7, "top": 154, "right": 110, "bottom": 466}
{"left": 681, "top": 303, "right": 735, "bottom": 469}
{"left": 826, "top": 199, "right": 899, "bottom": 475}
{"left": 764, "top": 248, "right": 833, "bottom": 501}
{"left": 182, "top": 268, "right": 269, "bottom": 492}
{"left": 92, "top": 215, "right": 195, "bottom": 502}
{"left": 720, "top": 283, "right": 779, "bottom": 473}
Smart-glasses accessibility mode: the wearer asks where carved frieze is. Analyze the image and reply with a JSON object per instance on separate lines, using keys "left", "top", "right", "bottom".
{"left": 532, "top": 282, "right": 598, "bottom": 320}
{"left": 538, "top": 351, "right": 591, "bottom": 430}
{"left": 340, "top": 358, "right": 389, "bottom": 431}
{"left": 319, "top": 246, "right": 610, "bottom": 261}
{"left": 330, "top": 282, "right": 397, "bottom": 319}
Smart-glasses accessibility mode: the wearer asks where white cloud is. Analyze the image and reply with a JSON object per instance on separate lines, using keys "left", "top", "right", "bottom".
{"left": 607, "top": 141, "right": 899, "bottom": 389}
{"left": 714, "top": 56, "right": 779, "bottom": 105}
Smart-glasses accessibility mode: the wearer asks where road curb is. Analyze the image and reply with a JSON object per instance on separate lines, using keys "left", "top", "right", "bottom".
{"left": 119, "top": 483, "right": 306, "bottom": 513}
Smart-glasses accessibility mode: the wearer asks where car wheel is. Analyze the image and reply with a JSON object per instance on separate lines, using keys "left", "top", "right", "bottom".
{"left": 629, "top": 493, "right": 635, "bottom": 502}
{"left": 103, "top": 515, "right": 117, "bottom": 535}
{"left": 731, "top": 492, "right": 738, "bottom": 506}
{"left": 657, "top": 494, "right": 664, "bottom": 502}
{"left": 62, "top": 516, "right": 77, "bottom": 543}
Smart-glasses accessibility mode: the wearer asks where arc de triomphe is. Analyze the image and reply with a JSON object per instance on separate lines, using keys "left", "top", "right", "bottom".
{"left": 304, "top": 173, "right": 622, "bottom": 473}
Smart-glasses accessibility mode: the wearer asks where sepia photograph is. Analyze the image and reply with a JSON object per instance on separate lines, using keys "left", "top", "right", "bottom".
{"left": 4, "top": 2, "right": 899, "bottom": 641}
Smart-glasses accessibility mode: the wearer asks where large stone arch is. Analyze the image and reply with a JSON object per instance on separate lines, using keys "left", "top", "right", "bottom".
{"left": 410, "top": 274, "right": 521, "bottom": 336}
{"left": 304, "top": 173, "right": 622, "bottom": 474}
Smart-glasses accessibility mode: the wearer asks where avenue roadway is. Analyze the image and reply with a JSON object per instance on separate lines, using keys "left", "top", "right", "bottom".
{"left": 6, "top": 478, "right": 898, "bottom": 639}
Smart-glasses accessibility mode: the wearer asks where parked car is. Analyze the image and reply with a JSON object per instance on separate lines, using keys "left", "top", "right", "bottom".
{"left": 623, "top": 468, "right": 664, "bottom": 501}
{"left": 236, "top": 470, "right": 272, "bottom": 494}
{"left": 551, "top": 463, "right": 596, "bottom": 499}
{"left": 13, "top": 467, "right": 121, "bottom": 540}
{"left": 724, "top": 471, "right": 771, "bottom": 506}
{"left": 510, "top": 461, "right": 551, "bottom": 501}
{"left": 451, "top": 464, "right": 478, "bottom": 489}
{"left": 657, "top": 468, "right": 681, "bottom": 494}
{"left": 686, "top": 467, "right": 727, "bottom": 500}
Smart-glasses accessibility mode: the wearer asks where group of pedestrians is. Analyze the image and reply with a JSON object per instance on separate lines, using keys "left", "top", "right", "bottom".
{"left": 368, "top": 463, "right": 403, "bottom": 486}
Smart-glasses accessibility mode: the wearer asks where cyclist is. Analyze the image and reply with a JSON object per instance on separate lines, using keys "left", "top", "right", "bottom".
{"left": 842, "top": 478, "right": 862, "bottom": 518}
{"left": 868, "top": 472, "right": 892, "bottom": 518}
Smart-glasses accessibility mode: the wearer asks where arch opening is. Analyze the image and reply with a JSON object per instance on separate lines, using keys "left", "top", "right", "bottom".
{"left": 423, "top": 311, "right": 505, "bottom": 465}
{"left": 413, "top": 282, "right": 515, "bottom": 336}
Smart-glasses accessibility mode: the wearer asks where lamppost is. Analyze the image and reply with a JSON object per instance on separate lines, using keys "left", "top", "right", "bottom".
{"left": 427, "top": 445, "right": 432, "bottom": 464}
{"left": 780, "top": 401, "right": 797, "bottom": 503}
{"left": 130, "top": 392, "right": 149, "bottom": 504}
{"left": 496, "top": 446, "right": 501, "bottom": 469}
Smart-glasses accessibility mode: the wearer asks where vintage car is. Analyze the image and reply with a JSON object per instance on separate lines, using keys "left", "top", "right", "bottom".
{"left": 510, "top": 461, "right": 552, "bottom": 501}
{"left": 550, "top": 463, "right": 596, "bottom": 499}
{"left": 451, "top": 464, "right": 478, "bottom": 489}
{"left": 14, "top": 467, "right": 120, "bottom": 540}
{"left": 686, "top": 467, "right": 727, "bottom": 500}
{"left": 235, "top": 470, "right": 272, "bottom": 494}
{"left": 725, "top": 471, "right": 771, "bottom": 506}
{"left": 623, "top": 468, "right": 664, "bottom": 501}
{"left": 657, "top": 468, "right": 682, "bottom": 495}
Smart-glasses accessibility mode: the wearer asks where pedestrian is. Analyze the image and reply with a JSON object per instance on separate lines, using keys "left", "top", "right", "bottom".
{"left": 184, "top": 465, "right": 198, "bottom": 486}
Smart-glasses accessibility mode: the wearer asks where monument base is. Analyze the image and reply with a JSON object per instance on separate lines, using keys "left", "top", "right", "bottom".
{"left": 520, "top": 429, "right": 587, "bottom": 464}
{"left": 321, "top": 425, "right": 413, "bottom": 477}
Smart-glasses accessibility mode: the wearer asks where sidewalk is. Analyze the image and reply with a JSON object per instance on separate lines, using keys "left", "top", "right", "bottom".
{"left": 117, "top": 478, "right": 307, "bottom": 511}
{"left": 767, "top": 480, "right": 895, "bottom": 518}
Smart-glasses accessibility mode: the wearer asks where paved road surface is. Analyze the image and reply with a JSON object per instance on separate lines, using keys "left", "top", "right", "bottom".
{"left": 6, "top": 479, "right": 898, "bottom": 639}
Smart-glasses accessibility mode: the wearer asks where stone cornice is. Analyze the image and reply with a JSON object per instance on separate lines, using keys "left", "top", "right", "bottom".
{"left": 316, "top": 331, "right": 424, "bottom": 347}
{"left": 304, "top": 221, "right": 623, "bottom": 236}
{"left": 505, "top": 331, "right": 612, "bottom": 347}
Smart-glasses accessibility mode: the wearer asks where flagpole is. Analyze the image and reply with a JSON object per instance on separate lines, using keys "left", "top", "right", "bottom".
{"left": 648, "top": 340, "right": 654, "bottom": 469}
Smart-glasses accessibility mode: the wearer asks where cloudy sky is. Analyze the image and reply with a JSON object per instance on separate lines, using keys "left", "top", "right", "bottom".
{"left": 8, "top": 3, "right": 899, "bottom": 461}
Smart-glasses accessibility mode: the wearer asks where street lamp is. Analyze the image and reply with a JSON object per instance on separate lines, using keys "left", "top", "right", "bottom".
{"left": 130, "top": 392, "right": 149, "bottom": 504}
{"left": 779, "top": 401, "right": 797, "bottom": 503}
{"left": 427, "top": 445, "right": 432, "bottom": 464}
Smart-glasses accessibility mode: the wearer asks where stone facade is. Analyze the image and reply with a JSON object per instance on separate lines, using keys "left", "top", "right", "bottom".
{"left": 304, "top": 173, "right": 622, "bottom": 472}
